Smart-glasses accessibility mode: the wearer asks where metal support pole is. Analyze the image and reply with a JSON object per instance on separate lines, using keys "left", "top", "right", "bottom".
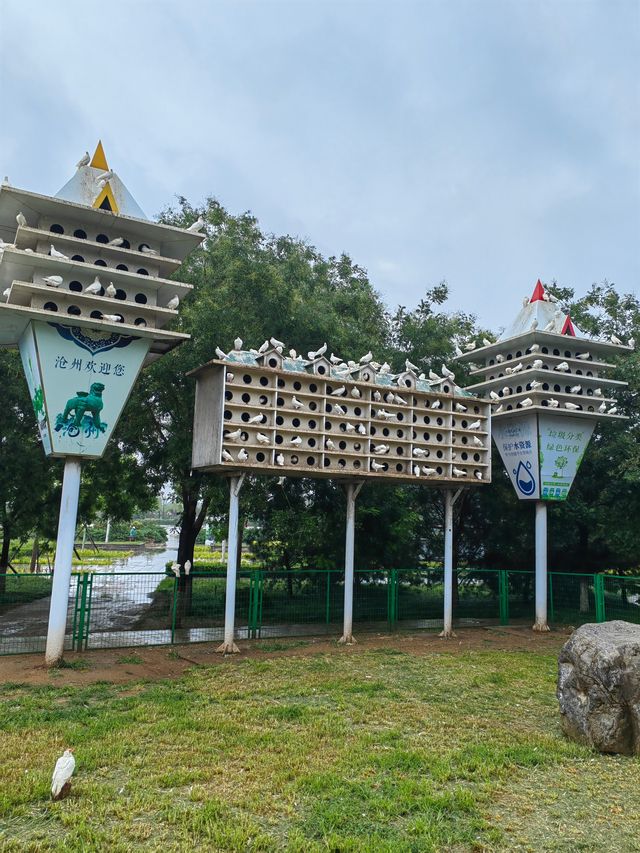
{"left": 533, "top": 500, "right": 550, "bottom": 631}
{"left": 45, "top": 458, "right": 82, "bottom": 666}
{"left": 104, "top": 518, "right": 111, "bottom": 544}
{"left": 217, "top": 474, "right": 245, "bottom": 653}
{"left": 339, "top": 481, "right": 363, "bottom": 644}
{"left": 440, "top": 489, "right": 462, "bottom": 639}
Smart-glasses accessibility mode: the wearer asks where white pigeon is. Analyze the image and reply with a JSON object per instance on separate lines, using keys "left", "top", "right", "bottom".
{"left": 96, "top": 169, "right": 115, "bottom": 184}
{"left": 166, "top": 295, "right": 180, "bottom": 310}
{"left": 372, "top": 390, "right": 382, "bottom": 402}
{"left": 351, "top": 387, "right": 361, "bottom": 399}
{"left": 187, "top": 216, "right": 205, "bottom": 233}
{"left": 292, "top": 396, "right": 304, "bottom": 410}
{"left": 258, "top": 340, "right": 270, "bottom": 353}
{"left": 230, "top": 337, "right": 242, "bottom": 352}
{"left": 171, "top": 562, "right": 181, "bottom": 577}
{"left": 2, "top": 288, "right": 10, "bottom": 300}
{"left": 184, "top": 560, "right": 192, "bottom": 576}
{"left": 532, "top": 359, "right": 543, "bottom": 369}
{"left": 495, "top": 354, "right": 505, "bottom": 363}
{"left": 16, "top": 211, "right": 27, "bottom": 227}
{"left": 522, "top": 296, "right": 529, "bottom": 307}
{"left": 379, "top": 362, "right": 391, "bottom": 374}
{"left": 276, "top": 453, "right": 285, "bottom": 466}
{"left": 357, "top": 424, "right": 366, "bottom": 435}
{"left": 628, "top": 338, "right": 635, "bottom": 349}
{"left": 270, "top": 336, "right": 285, "bottom": 349}
{"left": 334, "top": 404, "right": 346, "bottom": 415}
{"left": 422, "top": 467, "right": 437, "bottom": 476}
{"left": 608, "top": 406, "right": 618, "bottom": 415}
{"left": 105, "top": 282, "right": 117, "bottom": 298}
{"left": 413, "top": 465, "right": 421, "bottom": 477}
{"left": 529, "top": 380, "right": 542, "bottom": 390}
{"left": 428, "top": 370, "right": 440, "bottom": 382}
{"left": 42, "top": 275, "right": 63, "bottom": 288}
{"left": 225, "top": 429, "right": 242, "bottom": 440}
{"left": 51, "top": 749, "right": 75, "bottom": 801}
{"left": 100, "top": 313, "right": 123, "bottom": 323}
{"left": 290, "top": 436, "right": 302, "bottom": 446}
{"left": 474, "top": 471, "right": 483, "bottom": 481}
{"left": 50, "top": 244, "right": 68, "bottom": 259}
{"left": 23, "top": 248, "right": 34, "bottom": 253}
{"left": 576, "top": 352, "right": 591, "bottom": 360}
{"left": 413, "top": 448, "right": 428, "bottom": 458}
{"left": 394, "top": 394, "right": 407, "bottom": 406}
{"left": 455, "top": 403, "right": 467, "bottom": 412}
{"left": 543, "top": 319, "right": 555, "bottom": 332}
{"left": 385, "top": 392, "right": 395, "bottom": 403}
{"left": 505, "top": 367, "right": 513, "bottom": 376}
{"left": 360, "top": 351, "right": 373, "bottom": 363}
{"left": 472, "top": 436, "right": 483, "bottom": 447}
{"left": 547, "top": 398, "right": 560, "bottom": 408}
{"left": 468, "top": 420, "right": 481, "bottom": 430}
{"left": 502, "top": 387, "right": 511, "bottom": 396}
{"left": 108, "top": 236, "right": 125, "bottom": 246}
{"left": 373, "top": 444, "right": 389, "bottom": 454}
{"left": 347, "top": 360, "right": 357, "bottom": 368}
{"left": 464, "top": 341, "right": 476, "bottom": 351}
{"left": 520, "top": 398, "right": 533, "bottom": 408}
{"left": 530, "top": 344, "right": 540, "bottom": 353}
{"left": 84, "top": 276, "right": 102, "bottom": 295}
{"left": 495, "top": 405, "right": 504, "bottom": 413}
{"left": 76, "top": 151, "right": 90, "bottom": 168}
{"left": 598, "top": 401, "right": 607, "bottom": 413}
{"left": 554, "top": 361, "right": 570, "bottom": 372}
{"left": 308, "top": 343, "right": 327, "bottom": 360}
{"left": 288, "top": 348, "right": 297, "bottom": 358}
{"left": 329, "top": 353, "right": 342, "bottom": 364}
{"left": 454, "top": 344, "right": 463, "bottom": 357}
{"left": 376, "top": 409, "right": 394, "bottom": 420}
{"left": 248, "top": 413, "right": 266, "bottom": 424}
{"left": 569, "top": 384, "right": 582, "bottom": 394}
{"left": 405, "top": 358, "right": 419, "bottom": 372}
{"left": 511, "top": 362, "right": 523, "bottom": 373}
{"left": 345, "top": 423, "right": 356, "bottom": 433}
{"left": 238, "top": 449, "right": 249, "bottom": 462}
{"left": 441, "top": 364, "right": 455, "bottom": 380}
{"left": 565, "top": 402, "right": 580, "bottom": 410}
{"left": 593, "top": 388, "right": 603, "bottom": 397}
{"left": 331, "top": 386, "right": 346, "bottom": 396}
{"left": 325, "top": 438, "right": 335, "bottom": 450}
{"left": 222, "top": 449, "right": 234, "bottom": 462}
{"left": 419, "top": 373, "right": 426, "bottom": 380}
{"left": 215, "top": 346, "right": 228, "bottom": 359}
{"left": 453, "top": 467, "right": 467, "bottom": 477}
{"left": 489, "top": 390, "right": 500, "bottom": 401}
{"left": 611, "top": 334, "right": 622, "bottom": 345}
{"left": 482, "top": 338, "right": 492, "bottom": 347}
{"left": 256, "top": 433, "right": 270, "bottom": 444}
{"left": 431, "top": 400, "right": 442, "bottom": 409}
{"left": 371, "top": 460, "right": 386, "bottom": 472}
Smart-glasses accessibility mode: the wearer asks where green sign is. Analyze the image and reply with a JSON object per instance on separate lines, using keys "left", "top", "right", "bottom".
{"left": 18, "top": 321, "right": 150, "bottom": 459}
{"left": 538, "top": 414, "right": 595, "bottom": 501}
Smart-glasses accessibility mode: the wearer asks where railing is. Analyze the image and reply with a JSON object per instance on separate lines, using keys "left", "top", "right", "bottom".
{"left": 1, "top": 568, "right": 640, "bottom": 655}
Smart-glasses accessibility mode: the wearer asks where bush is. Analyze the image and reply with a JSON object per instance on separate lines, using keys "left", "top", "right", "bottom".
{"left": 89, "top": 521, "right": 168, "bottom": 544}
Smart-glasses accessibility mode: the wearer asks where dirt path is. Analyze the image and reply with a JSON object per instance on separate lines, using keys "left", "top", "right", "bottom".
{"left": 0, "top": 625, "right": 571, "bottom": 688}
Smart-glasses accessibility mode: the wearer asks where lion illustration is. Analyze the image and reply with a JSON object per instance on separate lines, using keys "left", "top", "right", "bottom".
{"left": 61, "top": 382, "right": 107, "bottom": 432}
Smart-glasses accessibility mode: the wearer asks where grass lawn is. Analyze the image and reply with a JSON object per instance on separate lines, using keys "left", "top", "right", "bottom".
{"left": 1, "top": 643, "right": 639, "bottom": 852}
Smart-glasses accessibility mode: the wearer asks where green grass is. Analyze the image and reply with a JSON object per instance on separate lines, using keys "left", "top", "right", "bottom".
{"left": 1, "top": 648, "right": 639, "bottom": 852}
{"left": 116, "top": 655, "right": 144, "bottom": 665}
{"left": 0, "top": 574, "right": 52, "bottom": 613}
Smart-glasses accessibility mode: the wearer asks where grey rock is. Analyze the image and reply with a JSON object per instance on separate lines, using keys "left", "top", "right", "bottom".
{"left": 557, "top": 620, "right": 640, "bottom": 755}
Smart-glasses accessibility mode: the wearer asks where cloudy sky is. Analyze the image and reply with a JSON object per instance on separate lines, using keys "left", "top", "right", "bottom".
{"left": 1, "top": 0, "right": 638, "bottom": 330}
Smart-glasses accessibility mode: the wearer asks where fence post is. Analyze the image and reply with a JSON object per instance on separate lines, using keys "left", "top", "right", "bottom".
{"left": 248, "top": 571, "right": 261, "bottom": 640}
{"left": 72, "top": 573, "right": 91, "bottom": 651}
{"left": 387, "top": 569, "right": 398, "bottom": 628}
{"left": 71, "top": 575, "right": 81, "bottom": 650}
{"left": 325, "top": 570, "right": 331, "bottom": 626}
{"left": 171, "top": 576, "right": 179, "bottom": 644}
{"left": 82, "top": 573, "right": 94, "bottom": 650}
{"left": 498, "top": 570, "right": 509, "bottom": 625}
{"left": 548, "top": 573, "right": 555, "bottom": 624}
{"left": 594, "top": 574, "right": 606, "bottom": 623}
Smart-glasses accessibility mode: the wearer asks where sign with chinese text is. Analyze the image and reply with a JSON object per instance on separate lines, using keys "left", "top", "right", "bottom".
{"left": 493, "top": 414, "right": 540, "bottom": 499}
{"left": 538, "top": 414, "right": 594, "bottom": 502}
{"left": 19, "top": 321, "right": 150, "bottom": 458}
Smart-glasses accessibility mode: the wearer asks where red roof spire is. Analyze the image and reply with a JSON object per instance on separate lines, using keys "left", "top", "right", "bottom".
{"left": 530, "top": 279, "right": 545, "bottom": 303}
{"left": 561, "top": 316, "right": 576, "bottom": 337}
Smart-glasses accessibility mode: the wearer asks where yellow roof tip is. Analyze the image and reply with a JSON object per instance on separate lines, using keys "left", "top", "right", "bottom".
{"left": 90, "top": 140, "right": 109, "bottom": 171}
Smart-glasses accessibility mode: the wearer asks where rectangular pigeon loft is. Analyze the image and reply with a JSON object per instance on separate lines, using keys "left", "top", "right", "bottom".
{"left": 190, "top": 360, "right": 492, "bottom": 485}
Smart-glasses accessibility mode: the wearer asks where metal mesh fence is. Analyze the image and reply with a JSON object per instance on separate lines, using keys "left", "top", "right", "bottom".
{"left": 0, "top": 573, "right": 77, "bottom": 655}
{"left": 602, "top": 575, "right": 640, "bottom": 624}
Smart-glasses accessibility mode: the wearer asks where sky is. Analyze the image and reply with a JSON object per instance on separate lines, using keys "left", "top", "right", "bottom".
{"left": 0, "top": 0, "right": 638, "bottom": 331}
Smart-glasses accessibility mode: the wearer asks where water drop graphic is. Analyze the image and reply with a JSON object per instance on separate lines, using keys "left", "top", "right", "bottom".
{"left": 514, "top": 460, "right": 536, "bottom": 495}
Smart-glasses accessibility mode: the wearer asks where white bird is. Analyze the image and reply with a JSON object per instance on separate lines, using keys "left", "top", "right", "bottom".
{"left": 2, "top": 288, "right": 10, "bottom": 300}
{"left": 464, "top": 341, "right": 476, "bottom": 351}
{"left": 530, "top": 344, "right": 540, "bottom": 353}
{"left": 215, "top": 346, "right": 228, "bottom": 359}
{"left": 187, "top": 216, "right": 205, "bottom": 233}
{"left": 520, "top": 398, "right": 533, "bottom": 408}
{"left": 543, "top": 319, "right": 555, "bottom": 332}
{"left": 419, "top": 373, "right": 426, "bottom": 380}
{"left": 76, "top": 151, "right": 90, "bottom": 168}
{"left": 345, "top": 423, "right": 356, "bottom": 433}
{"left": 333, "top": 404, "right": 346, "bottom": 415}
{"left": 454, "top": 344, "right": 463, "bottom": 357}
{"left": 502, "top": 387, "right": 511, "bottom": 396}
{"left": 351, "top": 387, "right": 361, "bottom": 398}
{"left": 371, "top": 460, "right": 386, "bottom": 472}
{"left": 256, "top": 433, "right": 270, "bottom": 444}
{"left": 166, "top": 295, "right": 180, "bottom": 310}
{"left": 100, "top": 313, "right": 123, "bottom": 323}
{"left": 84, "top": 276, "right": 103, "bottom": 294}
{"left": 569, "top": 384, "right": 582, "bottom": 394}
{"left": 308, "top": 343, "right": 327, "bottom": 360}
{"left": 412, "top": 465, "right": 420, "bottom": 476}
{"left": 96, "top": 169, "right": 115, "bottom": 184}
{"left": 373, "top": 444, "right": 389, "bottom": 454}
{"left": 453, "top": 467, "right": 467, "bottom": 477}
{"left": 547, "top": 398, "right": 560, "bottom": 408}
{"left": 495, "top": 405, "right": 504, "bottom": 413}
{"left": 329, "top": 353, "right": 342, "bottom": 364}
{"left": 441, "top": 364, "right": 455, "bottom": 380}
{"left": 50, "top": 244, "right": 68, "bottom": 259}
{"left": 372, "top": 390, "right": 382, "bottom": 402}
{"left": 379, "top": 362, "right": 391, "bottom": 374}
{"left": 248, "top": 413, "right": 266, "bottom": 424}
{"left": 451, "top": 452, "right": 457, "bottom": 460}
{"left": 275, "top": 453, "right": 284, "bottom": 467}
{"left": 628, "top": 338, "right": 635, "bottom": 349}
{"left": 292, "top": 396, "right": 304, "bottom": 410}
{"left": 376, "top": 409, "right": 394, "bottom": 420}
{"left": 385, "top": 392, "right": 395, "bottom": 403}
{"left": 270, "top": 336, "right": 285, "bottom": 349}
{"left": 429, "top": 370, "right": 440, "bottom": 382}
{"left": 593, "top": 388, "right": 603, "bottom": 397}
{"left": 16, "top": 211, "right": 27, "bottom": 227}
{"left": 431, "top": 400, "right": 442, "bottom": 409}
{"left": 532, "top": 359, "right": 543, "bottom": 370}
{"left": 495, "top": 354, "right": 505, "bottom": 363}
{"left": 184, "top": 560, "right": 191, "bottom": 576}
{"left": 422, "top": 467, "right": 437, "bottom": 476}
{"left": 238, "top": 449, "right": 249, "bottom": 462}
{"left": 547, "top": 292, "right": 559, "bottom": 303}
{"left": 51, "top": 749, "right": 75, "bottom": 801}
{"left": 171, "top": 562, "right": 181, "bottom": 578}
{"left": 474, "top": 471, "right": 483, "bottom": 481}
{"left": 554, "top": 361, "right": 570, "bottom": 372}
{"left": 489, "top": 390, "right": 500, "bottom": 401}
{"left": 290, "top": 436, "right": 302, "bottom": 446}
{"left": 225, "top": 429, "right": 242, "bottom": 441}
{"left": 598, "top": 401, "right": 607, "bottom": 413}
{"left": 529, "top": 380, "right": 542, "bottom": 390}
{"left": 482, "top": 338, "right": 493, "bottom": 347}
{"left": 258, "top": 340, "right": 270, "bottom": 353}
{"left": 511, "top": 362, "right": 524, "bottom": 373}
{"left": 105, "top": 282, "right": 117, "bottom": 298}
{"left": 394, "top": 394, "right": 407, "bottom": 406}
{"left": 576, "top": 352, "right": 591, "bottom": 360}
{"left": 42, "top": 275, "right": 63, "bottom": 288}
{"left": 288, "top": 348, "right": 297, "bottom": 359}
{"left": 505, "top": 367, "right": 513, "bottom": 376}
{"left": 413, "top": 448, "right": 428, "bottom": 458}
{"left": 608, "top": 406, "right": 618, "bottom": 415}
{"left": 222, "top": 449, "right": 234, "bottom": 462}
{"left": 360, "top": 351, "right": 373, "bottom": 363}
{"left": 565, "top": 402, "right": 581, "bottom": 410}
{"left": 108, "top": 236, "right": 125, "bottom": 246}
{"left": 611, "top": 334, "right": 622, "bottom": 345}
{"left": 531, "top": 319, "right": 539, "bottom": 331}
{"left": 468, "top": 420, "right": 481, "bottom": 430}
{"left": 357, "top": 424, "right": 366, "bottom": 435}
{"left": 522, "top": 296, "right": 529, "bottom": 307}
{"left": 325, "top": 438, "right": 335, "bottom": 450}
{"left": 231, "top": 337, "right": 243, "bottom": 351}
{"left": 472, "top": 436, "right": 483, "bottom": 447}
{"left": 331, "top": 386, "right": 346, "bottom": 396}
{"left": 23, "top": 248, "right": 34, "bottom": 253}
{"left": 406, "top": 358, "right": 420, "bottom": 372}
{"left": 455, "top": 402, "right": 468, "bottom": 412}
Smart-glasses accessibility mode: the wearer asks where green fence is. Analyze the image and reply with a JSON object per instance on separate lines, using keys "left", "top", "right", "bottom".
{"left": 2, "top": 568, "right": 640, "bottom": 655}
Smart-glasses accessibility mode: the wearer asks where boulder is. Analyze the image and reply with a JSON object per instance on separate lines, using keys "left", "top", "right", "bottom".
{"left": 557, "top": 620, "right": 640, "bottom": 755}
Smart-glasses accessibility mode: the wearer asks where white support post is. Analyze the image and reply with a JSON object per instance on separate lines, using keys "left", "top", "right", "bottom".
{"left": 533, "top": 500, "right": 550, "bottom": 631}
{"left": 104, "top": 517, "right": 111, "bottom": 544}
{"left": 339, "top": 481, "right": 363, "bottom": 645}
{"left": 217, "top": 474, "right": 245, "bottom": 653}
{"left": 45, "top": 458, "right": 82, "bottom": 666}
{"left": 440, "top": 489, "right": 462, "bottom": 639}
